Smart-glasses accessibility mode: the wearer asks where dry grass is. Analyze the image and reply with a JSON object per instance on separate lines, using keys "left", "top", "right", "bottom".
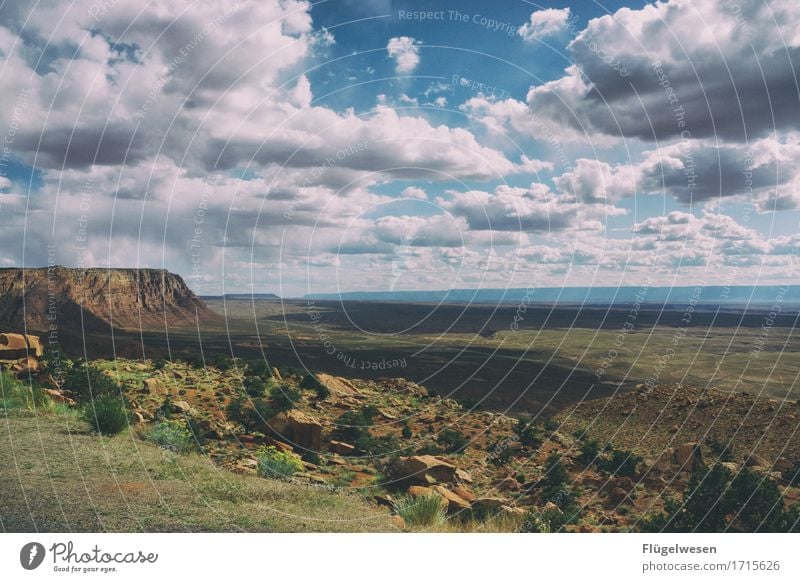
{"left": 0, "top": 412, "right": 397, "bottom": 532}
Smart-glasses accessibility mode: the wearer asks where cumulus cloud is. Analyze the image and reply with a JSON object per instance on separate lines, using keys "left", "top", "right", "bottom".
{"left": 518, "top": 8, "right": 572, "bottom": 42}
{"left": 387, "top": 36, "right": 421, "bottom": 73}
{"left": 524, "top": 0, "right": 800, "bottom": 142}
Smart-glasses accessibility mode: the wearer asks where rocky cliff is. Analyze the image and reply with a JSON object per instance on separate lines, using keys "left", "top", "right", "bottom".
{"left": 0, "top": 267, "right": 221, "bottom": 332}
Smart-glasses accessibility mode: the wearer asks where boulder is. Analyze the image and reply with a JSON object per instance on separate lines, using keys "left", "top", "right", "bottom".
{"left": 673, "top": 442, "right": 703, "bottom": 472}
{"left": 171, "top": 400, "right": 196, "bottom": 415}
{"left": 431, "top": 485, "right": 471, "bottom": 512}
{"left": 329, "top": 440, "right": 356, "bottom": 455}
{"left": 392, "top": 455, "right": 458, "bottom": 484}
{"left": 744, "top": 454, "right": 770, "bottom": 469}
{"left": 271, "top": 367, "right": 282, "bottom": 381}
{"left": 268, "top": 410, "right": 323, "bottom": 451}
{"left": 452, "top": 486, "right": 476, "bottom": 502}
{"left": 775, "top": 457, "right": 795, "bottom": 473}
{"left": 454, "top": 468, "right": 473, "bottom": 483}
{"left": 143, "top": 378, "right": 166, "bottom": 394}
{"left": 43, "top": 388, "right": 75, "bottom": 406}
{"left": 0, "top": 333, "right": 42, "bottom": 359}
{"left": 315, "top": 373, "right": 361, "bottom": 397}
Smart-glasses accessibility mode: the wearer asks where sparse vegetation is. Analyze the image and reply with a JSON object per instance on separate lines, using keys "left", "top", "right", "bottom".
{"left": 642, "top": 463, "right": 800, "bottom": 532}
{"left": 268, "top": 384, "right": 301, "bottom": 413}
{"left": 146, "top": 418, "right": 195, "bottom": 452}
{"left": 257, "top": 446, "right": 304, "bottom": 479}
{"left": 437, "top": 428, "right": 469, "bottom": 454}
{"left": 395, "top": 494, "right": 446, "bottom": 527}
{"left": 82, "top": 394, "right": 129, "bottom": 435}
{"left": 64, "top": 363, "right": 120, "bottom": 403}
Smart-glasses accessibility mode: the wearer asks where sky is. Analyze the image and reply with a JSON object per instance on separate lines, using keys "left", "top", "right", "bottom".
{"left": 0, "top": 0, "right": 798, "bottom": 297}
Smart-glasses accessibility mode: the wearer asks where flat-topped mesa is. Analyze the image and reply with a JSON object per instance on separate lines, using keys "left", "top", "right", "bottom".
{"left": 0, "top": 267, "right": 222, "bottom": 331}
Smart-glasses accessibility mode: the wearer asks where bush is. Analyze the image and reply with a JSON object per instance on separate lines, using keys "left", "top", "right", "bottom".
{"left": 332, "top": 406, "right": 377, "bottom": 442}
{"left": 268, "top": 384, "right": 301, "bottom": 412}
{"left": 579, "top": 439, "right": 602, "bottom": 466}
{"left": 356, "top": 433, "right": 399, "bottom": 456}
{"left": 539, "top": 452, "right": 570, "bottom": 500}
{"left": 401, "top": 424, "right": 413, "bottom": 439}
{"left": 64, "top": 364, "right": 119, "bottom": 403}
{"left": 246, "top": 359, "right": 271, "bottom": 378}
{"left": 146, "top": 419, "right": 194, "bottom": 452}
{"left": 515, "top": 419, "right": 544, "bottom": 448}
{"left": 598, "top": 448, "right": 642, "bottom": 477}
{"left": 488, "top": 440, "right": 514, "bottom": 466}
{"left": 437, "top": 428, "right": 469, "bottom": 454}
{"left": 641, "top": 464, "right": 800, "bottom": 532}
{"left": 256, "top": 446, "right": 304, "bottom": 479}
{"left": 297, "top": 373, "right": 330, "bottom": 399}
{"left": 0, "top": 371, "right": 51, "bottom": 411}
{"left": 395, "top": 494, "right": 446, "bottom": 527}
{"left": 543, "top": 418, "right": 560, "bottom": 432}
{"left": 83, "top": 394, "right": 129, "bottom": 435}
{"left": 185, "top": 354, "right": 205, "bottom": 369}
{"left": 151, "top": 358, "right": 166, "bottom": 371}
{"left": 243, "top": 376, "right": 266, "bottom": 397}
{"left": 211, "top": 355, "right": 233, "bottom": 371}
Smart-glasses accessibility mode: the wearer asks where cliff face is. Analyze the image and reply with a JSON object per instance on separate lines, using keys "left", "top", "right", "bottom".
{"left": 0, "top": 267, "right": 221, "bottom": 332}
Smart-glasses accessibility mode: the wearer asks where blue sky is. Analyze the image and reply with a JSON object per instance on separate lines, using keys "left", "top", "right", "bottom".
{"left": 0, "top": 0, "right": 798, "bottom": 296}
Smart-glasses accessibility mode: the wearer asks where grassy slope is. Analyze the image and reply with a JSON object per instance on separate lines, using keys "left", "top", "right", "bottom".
{"left": 0, "top": 413, "right": 395, "bottom": 533}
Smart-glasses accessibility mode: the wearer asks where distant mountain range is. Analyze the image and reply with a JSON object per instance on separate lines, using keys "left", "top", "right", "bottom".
{"left": 304, "top": 285, "right": 799, "bottom": 307}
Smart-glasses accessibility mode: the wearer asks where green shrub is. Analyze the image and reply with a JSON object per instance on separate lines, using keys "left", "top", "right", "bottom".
{"left": 299, "top": 373, "right": 323, "bottom": 391}
{"left": 515, "top": 419, "right": 544, "bottom": 448}
{"left": 64, "top": 364, "right": 119, "bottom": 403}
{"left": 246, "top": 359, "right": 271, "bottom": 378}
{"left": 543, "top": 418, "right": 560, "bottom": 432}
{"left": 401, "top": 424, "right": 413, "bottom": 439}
{"left": 185, "top": 354, "right": 205, "bottom": 369}
{"left": 211, "top": 355, "right": 233, "bottom": 371}
{"left": 0, "top": 371, "right": 51, "bottom": 411}
{"left": 243, "top": 376, "right": 266, "bottom": 397}
{"left": 395, "top": 494, "right": 446, "bottom": 527}
{"left": 598, "top": 448, "right": 642, "bottom": 477}
{"left": 147, "top": 419, "right": 194, "bottom": 452}
{"left": 579, "top": 439, "right": 602, "bottom": 466}
{"left": 356, "top": 433, "right": 399, "bottom": 456}
{"left": 488, "top": 440, "right": 514, "bottom": 466}
{"left": 83, "top": 394, "right": 129, "bottom": 435}
{"left": 332, "top": 406, "right": 377, "bottom": 441}
{"left": 539, "top": 452, "right": 570, "bottom": 500}
{"left": 256, "top": 446, "right": 304, "bottom": 479}
{"left": 641, "top": 464, "right": 799, "bottom": 532}
{"left": 268, "top": 384, "right": 301, "bottom": 413}
{"left": 437, "top": 428, "right": 469, "bottom": 454}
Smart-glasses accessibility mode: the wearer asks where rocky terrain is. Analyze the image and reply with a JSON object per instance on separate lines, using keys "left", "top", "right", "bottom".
{"left": 35, "top": 356, "right": 799, "bottom": 532}
{"left": 0, "top": 267, "right": 221, "bottom": 332}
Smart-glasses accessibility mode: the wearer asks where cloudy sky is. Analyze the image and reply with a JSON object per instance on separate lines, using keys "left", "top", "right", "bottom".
{"left": 0, "top": 0, "right": 798, "bottom": 296}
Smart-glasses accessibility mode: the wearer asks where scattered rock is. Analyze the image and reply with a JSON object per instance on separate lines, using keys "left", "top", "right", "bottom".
{"left": 329, "top": 440, "right": 355, "bottom": 455}
{"left": 431, "top": 485, "right": 471, "bottom": 512}
{"left": 744, "top": 454, "right": 770, "bottom": 469}
{"left": 452, "top": 486, "right": 475, "bottom": 502}
{"left": 673, "top": 442, "right": 703, "bottom": 472}
{"left": 543, "top": 501, "right": 562, "bottom": 513}
{"left": 268, "top": 410, "right": 323, "bottom": 451}
{"left": 471, "top": 497, "right": 508, "bottom": 512}
{"left": 393, "top": 455, "right": 459, "bottom": 485}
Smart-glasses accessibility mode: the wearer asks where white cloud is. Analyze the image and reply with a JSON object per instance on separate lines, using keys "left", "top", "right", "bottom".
{"left": 387, "top": 36, "right": 421, "bottom": 74}
{"left": 518, "top": 8, "right": 572, "bottom": 42}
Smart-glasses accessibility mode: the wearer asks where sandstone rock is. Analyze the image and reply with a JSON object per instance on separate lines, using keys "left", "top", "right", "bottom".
{"left": 271, "top": 367, "right": 282, "bottom": 381}
{"left": 501, "top": 505, "right": 527, "bottom": 516}
{"left": 431, "top": 485, "right": 471, "bottom": 512}
{"left": 329, "top": 440, "right": 355, "bottom": 455}
{"left": 775, "top": 457, "right": 794, "bottom": 473}
{"left": 744, "top": 454, "right": 770, "bottom": 468}
{"left": 454, "top": 468, "right": 473, "bottom": 483}
{"left": 543, "top": 501, "right": 562, "bottom": 513}
{"left": 315, "top": 373, "right": 361, "bottom": 397}
{"left": 673, "top": 442, "right": 703, "bottom": 472}
{"left": 0, "top": 333, "right": 43, "bottom": 358}
{"left": 720, "top": 462, "right": 739, "bottom": 473}
{"left": 268, "top": 410, "right": 323, "bottom": 451}
{"left": 452, "top": 486, "right": 476, "bottom": 502}
{"left": 143, "top": 378, "right": 166, "bottom": 394}
{"left": 393, "top": 455, "right": 458, "bottom": 484}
